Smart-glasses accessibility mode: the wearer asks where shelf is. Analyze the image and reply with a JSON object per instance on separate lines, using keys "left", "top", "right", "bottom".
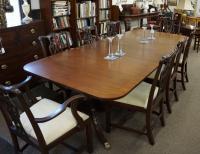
{"left": 99, "top": 19, "right": 110, "bottom": 23}
{"left": 53, "top": 27, "right": 70, "bottom": 32}
{"left": 76, "top": 16, "right": 97, "bottom": 20}
{"left": 99, "top": 8, "right": 110, "bottom": 10}
{"left": 53, "top": 14, "right": 71, "bottom": 18}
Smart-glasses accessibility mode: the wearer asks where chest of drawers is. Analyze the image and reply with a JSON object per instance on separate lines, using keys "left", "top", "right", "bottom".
{"left": 0, "top": 20, "right": 45, "bottom": 85}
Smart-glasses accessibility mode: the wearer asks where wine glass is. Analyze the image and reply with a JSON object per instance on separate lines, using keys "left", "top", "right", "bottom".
{"left": 148, "top": 24, "right": 155, "bottom": 40}
{"left": 104, "top": 31, "right": 118, "bottom": 60}
{"left": 115, "top": 30, "right": 126, "bottom": 56}
{"left": 140, "top": 26, "right": 149, "bottom": 44}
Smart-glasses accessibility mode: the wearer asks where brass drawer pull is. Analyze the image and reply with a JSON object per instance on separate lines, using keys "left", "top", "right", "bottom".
{"left": 1, "top": 64, "right": 8, "bottom": 70}
{"left": 5, "top": 81, "right": 11, "bottom": 86}
{"left": 34, "top": 54, "right": 39, "bottom": 60}
{"left": 32, "top": 41, "right": 38, "bottom": 46}
{"left": 30, "top": 28, "right": 36, "bottom": 34}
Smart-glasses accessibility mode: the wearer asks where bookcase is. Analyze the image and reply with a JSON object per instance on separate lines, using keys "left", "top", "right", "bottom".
{"left": 98, "top": 0, "right": 112, "bottom": 36}
{"left": 40, "top": 0, "right": 112, "bottom": 45}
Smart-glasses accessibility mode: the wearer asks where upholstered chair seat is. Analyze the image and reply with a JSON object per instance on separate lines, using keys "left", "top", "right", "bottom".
{"left": 20, "top": 98, "right": 89, "bottom": 145}
{"left": 115, "top": 82, "right": 158, "bottom": 109}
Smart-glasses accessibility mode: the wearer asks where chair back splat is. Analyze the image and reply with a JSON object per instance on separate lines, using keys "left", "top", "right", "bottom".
{"left": 147, "top": 50, "right": 176, "bottom": 110}
{"left": 106, "top": 21, "right": 121, "bottom": 36}
{"left": 182, "top": 32, "right": 194, "bottom": 64}
{"left": 77, "top": 25, "right": 99, "bottom": 46}
{"left": 38, "top": 31, "right": 72, "bottom": 57}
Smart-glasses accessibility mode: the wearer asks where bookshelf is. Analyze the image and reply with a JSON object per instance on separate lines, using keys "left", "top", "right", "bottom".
{"left": 76, "top": 0, "right": 97, "bottom": 30}
{"left": 40, "top": 0, "right": 112, "bottom": 45}
{"left": 98, "top": 0, "right": 112, "bottom": 36}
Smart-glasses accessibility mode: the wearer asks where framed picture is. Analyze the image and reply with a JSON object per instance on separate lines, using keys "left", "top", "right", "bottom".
{"left": 167, "top": 0, "right": 178, "bottom": 6}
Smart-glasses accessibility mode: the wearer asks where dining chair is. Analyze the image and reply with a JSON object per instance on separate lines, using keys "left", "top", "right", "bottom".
{"left": 161, "top": 15, "right": 180, "bottom": 34}
{"left": 38, "top": 31, "right": 72, "bottom": 95}
{"left": 193, "top": 29, "right": 200, "bottom": 53}
{"left": 105, "top": 51, "right": 177, "bottom": 145}
{"left": 146, "top": 41, "right": 186, "bottom": 113}
{"left": 77, "top": 25, "right": 99, "bottom": 46}
{"left": 177, "top": 31, "right": 194, "bottom": 90}
{"left": 160, "top": 17, "right": 173, "bottom": 33}
{"left": 38, "top": 31, "right": 72, "bottom": 57}
{"left": 106, "top": 21, "right": 122, "bottom": 36}
{"left": 0, "top": 76, "right": 93, "bottom": 154}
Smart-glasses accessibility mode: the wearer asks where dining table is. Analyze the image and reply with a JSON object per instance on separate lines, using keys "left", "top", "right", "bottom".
{"left": 24, "top": 29, "right": 187, "bottom": 149}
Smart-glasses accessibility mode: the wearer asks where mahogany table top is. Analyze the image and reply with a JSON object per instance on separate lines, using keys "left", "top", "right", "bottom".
{"left": 24, "top": 29, "right": 186, "bottom": 100}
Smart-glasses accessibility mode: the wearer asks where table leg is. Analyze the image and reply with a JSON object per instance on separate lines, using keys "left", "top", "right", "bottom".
{"left": 90, "top": 107, "right": 111, "bottom": 150}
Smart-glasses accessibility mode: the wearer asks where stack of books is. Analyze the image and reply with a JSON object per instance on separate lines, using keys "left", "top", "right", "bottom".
{"left": 99, "top": 0, "right": 109, "bottom": 9}
{"left": 77, "top": 18, "right": 96, "bottom": 29}
{"left": 52, "top": 0, "right": 71, "bottom": 16}
{"left": 53, "top": 31, "right": 73, "bottom": 49}
{"left": 99, "top": 21, "right": 108, "bottom": 35}
{"left": 76, "top": 1, "right": 96, "bottom": 18}
{"left": 52, "top": 16, "right": 70, "bottom": 30}
{"left": 99, "top": 10, "right": 109, "bottom": 21}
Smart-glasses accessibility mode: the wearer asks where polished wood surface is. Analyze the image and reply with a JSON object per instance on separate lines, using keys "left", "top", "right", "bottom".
{"left": 120, "top": 12, "right": 159, "bottom": 19}
{"left": 24, "top": 29, "right": 186, "bottom": 100}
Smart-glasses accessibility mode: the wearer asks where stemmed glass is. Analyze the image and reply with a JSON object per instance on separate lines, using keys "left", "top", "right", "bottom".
{"left": 140, "top": 26, "right": 149, "bottom": 44}
{"left": 115, "top": 30, "right": 126, "bottom": 56}
{"left": 148, "top": 24, "right": 155, "bottom": 40}
{"left": 104, "top": 32, "right": 118, "bottom": 60}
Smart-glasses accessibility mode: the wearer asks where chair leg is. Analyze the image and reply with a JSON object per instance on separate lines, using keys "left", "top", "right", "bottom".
{"left": 193, "top": 37, "right": 196, "bottom": 50}
{"left": 146, "top": 112, "right": 155, "bottom": 145}
{"left": 185, "top": 63, "right": 189, "bottom": 83}
{"left": 181, "top": 66, "right": 186, "bottom": 90}
{"left": 105, "top": 104, "right": 111, "bottom": 133}
{"left": 197, "top": 39, "right": 200, "bottom": 53}
{"left": 173, "top": 78, "right": 179, "bottom": 101}
{"left": 86, "top": 122, "right": 93, "bottom": 153}
{"left": 165, "top": 85, "right": 172, "bottom": 114}
{"left": 159, "top": 99, "right": 165, "bottom": 127}
{"left": 10, "top": 133, "right": 20, "bottom": 153}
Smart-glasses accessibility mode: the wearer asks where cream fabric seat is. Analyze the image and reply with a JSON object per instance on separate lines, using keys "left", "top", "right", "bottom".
{"left": 115, "top": 82, "right": 158, "bottom": 109}
{"left": 20, "top": 98, "right": 89, "bottom": 145}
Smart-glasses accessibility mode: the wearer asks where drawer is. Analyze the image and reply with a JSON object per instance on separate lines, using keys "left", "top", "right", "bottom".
{"left": 0, "top": 65, "right": 27, "bottom": 85}
{"left": 18, "top": 21, "right": 44, "bottom": 39}
{"left": 18, "top": 38, "right": 41, "bottom": 48}
{"left": 0, "top": 31, "right": 18, "bottom": 46}
{"left": 0, "top": 44, "right": 43, "bottom": 60}
{"left": 22, "top": 50, "right": 44, "bottom": 64}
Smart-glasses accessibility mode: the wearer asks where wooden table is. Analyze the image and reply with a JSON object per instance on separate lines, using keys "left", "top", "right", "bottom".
{"left": 24, "top": 29, "right": 186, "bottom": 148}
{"left": 24, "top": 30, "right": 186, "bottom": 100}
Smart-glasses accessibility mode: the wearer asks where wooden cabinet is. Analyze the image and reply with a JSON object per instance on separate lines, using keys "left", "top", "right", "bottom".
{"left": 0, "top": 20, "right": 44, "bottom": 85}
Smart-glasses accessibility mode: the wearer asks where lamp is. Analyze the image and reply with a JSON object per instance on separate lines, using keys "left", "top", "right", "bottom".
{"left": 22, "top": 0, "right": 32, "bottom": 24}
{"left": 116, "top": 0, "right": 123, "bottom": 12}
{"left": 176, "top": 0, "right": 194, "bottom": 11}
